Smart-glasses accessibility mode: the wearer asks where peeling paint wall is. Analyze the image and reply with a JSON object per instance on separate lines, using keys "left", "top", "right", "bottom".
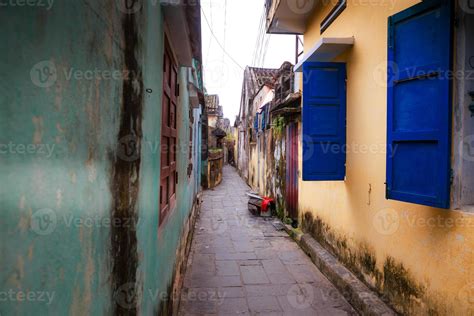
{"left": 0, "top": 2, "right": 202, "bottom": 315}
{"left": 245, "top": 116, "right": 289, "bottom": 220}
{"left": 298, "top": 1, "right": 474, "bottom": 314}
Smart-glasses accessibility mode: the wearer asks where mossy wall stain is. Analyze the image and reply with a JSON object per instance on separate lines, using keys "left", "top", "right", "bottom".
{"left": 270, "top": 128, "right": 287, "bottom": 220}
{"left": 301, "top": 211, "right": 447, "bottom": 315}
{"left": 110, "top": 9, "right": 144, "bottom": 316}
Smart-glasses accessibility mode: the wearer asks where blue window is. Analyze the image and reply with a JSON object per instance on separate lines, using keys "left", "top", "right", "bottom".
{"left": 303, "top": 62, "right": 346, "bottom": 181}
{"left": 386, "top": 0, "right": 453, "bottom": 208}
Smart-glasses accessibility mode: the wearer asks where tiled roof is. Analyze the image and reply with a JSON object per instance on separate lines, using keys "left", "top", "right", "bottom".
{"left": 238, "top": 62, "right": 295, "bottom": 121}
{"left": 244, "top": 67, "right": 280, "bottom": 98}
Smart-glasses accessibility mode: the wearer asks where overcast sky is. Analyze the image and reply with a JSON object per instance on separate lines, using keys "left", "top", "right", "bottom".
{"left": 201, "top": 0, "right": 296, "bottom": 124}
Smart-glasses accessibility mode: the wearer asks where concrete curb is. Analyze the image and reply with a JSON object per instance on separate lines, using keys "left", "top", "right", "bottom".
{"left": 283, "top": 225, "right": 396, "bottom": 316}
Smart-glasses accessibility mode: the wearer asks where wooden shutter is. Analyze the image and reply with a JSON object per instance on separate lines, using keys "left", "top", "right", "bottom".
{"left": 302, "top": 62, "right": 346, "bottom": 181}
{"left": 386, "top": 0, "right": 453, "bottom": 208}
{"left": 160, "top": 37, "right": 178, "bottom": 225}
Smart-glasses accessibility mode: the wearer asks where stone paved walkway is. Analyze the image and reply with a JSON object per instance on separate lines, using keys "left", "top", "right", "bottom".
{"left": 179, "top": 166, "right": 357, "bottom": 315}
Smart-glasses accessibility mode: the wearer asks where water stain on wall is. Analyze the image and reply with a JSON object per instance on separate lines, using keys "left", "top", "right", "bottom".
{"left": 301, "top": 211, "right": 446, "bottom": 315}
{"left": 109, "top": 10, "right": 144, "bottom": 316}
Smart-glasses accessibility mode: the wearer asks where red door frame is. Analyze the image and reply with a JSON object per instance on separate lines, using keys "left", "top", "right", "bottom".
{"left": 160, "top": 36, "right": 178, "bottom": 226}
{"left": 286, "top": 122, "right": 299, "bottom": 219}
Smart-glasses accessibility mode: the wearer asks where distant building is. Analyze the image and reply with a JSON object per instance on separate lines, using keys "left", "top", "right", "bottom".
{"left": 205, "top": 94, "right": 223, "bottom": 127}
{"left": 236, "top": 66, "right": 280, "bottom": 181}
{"left": 235, "top": 62, "right": 299, "bottom": 217}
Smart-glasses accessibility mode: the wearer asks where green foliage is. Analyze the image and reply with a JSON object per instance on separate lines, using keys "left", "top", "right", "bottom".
{"left": 276, "top": 205, "right": 284, "bottom": 220}
{"left": 209, "top": 148, "right": 223, "bottom": 154}
{"left": 276, "top": 197, "right": 285, "bottom": 220}
{"left": 272, "top": 116, "right": 286, "bottom": 138}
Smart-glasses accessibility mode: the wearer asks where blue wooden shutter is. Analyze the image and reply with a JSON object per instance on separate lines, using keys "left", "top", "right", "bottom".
{"left": 303, "top": 62, "right": 346, "bottom": 181}
{"left": 387, "top": 0, "right": 453, "bottom": 208}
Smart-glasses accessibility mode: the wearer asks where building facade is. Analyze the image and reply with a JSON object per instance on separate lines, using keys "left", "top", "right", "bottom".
{"left": 236, "top": 67, "right": 280, "bottom": 182}
{"left": 0, "top": 1, "right": 205, "bottom": 315}
{"left": 236, "top": 62, "right": 301, "bottom": 222}
{"left": 264, "top": 0, "right": 474, "bottom": 314}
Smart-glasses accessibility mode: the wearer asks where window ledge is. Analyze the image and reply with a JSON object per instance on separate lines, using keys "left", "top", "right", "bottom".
{"left": 294, "top": 37, "right": 354, "bottom": 72}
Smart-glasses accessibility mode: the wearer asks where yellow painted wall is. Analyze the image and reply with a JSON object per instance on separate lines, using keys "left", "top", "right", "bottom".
{"left": 298, "top": 1, "right": 474, "bottom": 314}
{"left": 233, "top": 127, "right": 239, "bottom": 164}
{"left": 249, "top": 144, "right": 258, "bottom": 190}
{"left": 248, "top": 86, "right": 273, "bottom": 193}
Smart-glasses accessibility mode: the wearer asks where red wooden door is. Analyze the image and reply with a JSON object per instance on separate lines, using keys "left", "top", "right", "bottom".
{"left": 286, "top": 122, "right": 298, "bottom": 220}
{"left": 160, "top": 37, "right": 178, "bottom": 225}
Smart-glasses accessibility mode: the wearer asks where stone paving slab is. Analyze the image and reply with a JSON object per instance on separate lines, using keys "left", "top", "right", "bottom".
{"left": 179, "top": 166, "right": 357, "bottom": 316}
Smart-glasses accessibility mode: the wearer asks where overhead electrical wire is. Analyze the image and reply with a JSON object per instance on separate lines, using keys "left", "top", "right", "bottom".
{"left": 201, "top": 7, "right": 244, "bottom": 71}
{"left": 251, "top": 7, "right": 262, "bottom": 65}
{"left": 222, "top": 0, "right": 228, "bottom": 65}
{"left": 205, "top": 0, "right": 213, "bottom": 62}
{"left": 251, "top": 7, "right": 265, "bottom": 67}
{"left": 260, "top": 32, "right": 271, "bottom": 67}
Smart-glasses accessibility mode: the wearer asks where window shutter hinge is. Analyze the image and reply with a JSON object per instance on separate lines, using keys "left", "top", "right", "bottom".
{"left": 176, "top": 172, "right": 179, "bottom": 184}
{"left": 450, "top": 169, "right": 454, "bottom": 185}
{"left": 176, "top": 84, "right": 180, "bottom": 97}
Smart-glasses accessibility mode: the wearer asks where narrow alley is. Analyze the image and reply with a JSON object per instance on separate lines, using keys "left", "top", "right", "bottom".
{"left": 179, "top": 166, "right": 356, "bottom": 315}
{"left": 2, "top": 0, "right": 474, "bottom": 315}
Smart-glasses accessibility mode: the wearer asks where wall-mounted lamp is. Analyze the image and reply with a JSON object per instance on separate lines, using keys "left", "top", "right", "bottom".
{"left": 469, "top": 92, "right": 474, "bottom": 117}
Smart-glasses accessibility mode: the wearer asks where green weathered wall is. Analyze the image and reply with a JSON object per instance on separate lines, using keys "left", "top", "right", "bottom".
{"left": 0, "top": 2, "right": 200, "bottom": 314}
